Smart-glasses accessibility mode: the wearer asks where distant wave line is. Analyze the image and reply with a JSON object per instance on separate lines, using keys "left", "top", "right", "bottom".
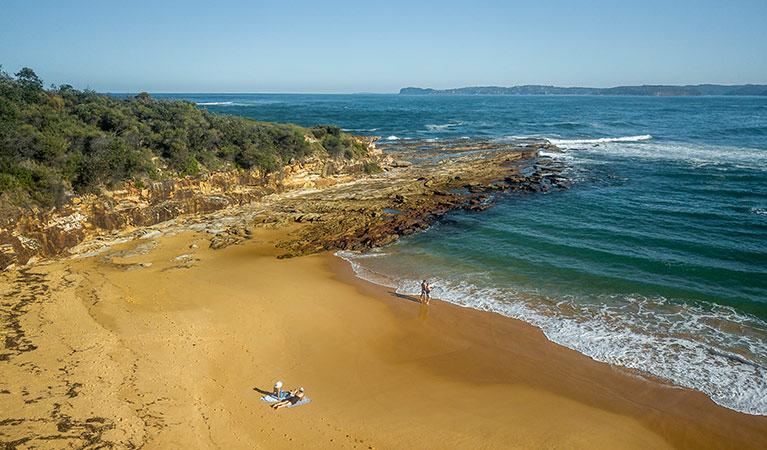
{"left": 196, "top": 101, "right": 234, "bottom": 105}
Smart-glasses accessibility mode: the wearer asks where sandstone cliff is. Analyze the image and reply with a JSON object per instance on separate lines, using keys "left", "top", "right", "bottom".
{"left": 0, "top": 151, "right": 388, "bottom": 270}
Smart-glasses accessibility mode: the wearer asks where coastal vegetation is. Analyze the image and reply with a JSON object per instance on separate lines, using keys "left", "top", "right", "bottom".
{"left": 0, "top": 67, "right": 367, "bottom": 208}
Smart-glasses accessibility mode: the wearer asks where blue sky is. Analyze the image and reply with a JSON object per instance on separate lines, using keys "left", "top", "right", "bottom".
{"left": 1, "top": 0, "right": 766, "bottom": 93}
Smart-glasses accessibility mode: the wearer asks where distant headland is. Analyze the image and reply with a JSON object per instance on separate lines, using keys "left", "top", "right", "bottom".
{"left": 399, "top": 84, "right": 767, "bottom": 96}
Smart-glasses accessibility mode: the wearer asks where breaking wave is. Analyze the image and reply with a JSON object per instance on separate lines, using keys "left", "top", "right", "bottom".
{"left": 425, "top": 122, "right": 464, "bottom": 132}
{"left": 549, "top": 135, "right": 767, "bottom": 170}
{"left": 343, "top": 128, "right": 379, "bottom": 133}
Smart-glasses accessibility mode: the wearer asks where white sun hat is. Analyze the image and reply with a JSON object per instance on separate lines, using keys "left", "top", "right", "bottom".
{"left": 274, "top": 381, "right": 283, "bottom": 388}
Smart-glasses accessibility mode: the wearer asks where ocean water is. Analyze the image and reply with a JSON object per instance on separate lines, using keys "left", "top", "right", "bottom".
{"left": 162, "top": 93, "right": 767, "bottom": 415}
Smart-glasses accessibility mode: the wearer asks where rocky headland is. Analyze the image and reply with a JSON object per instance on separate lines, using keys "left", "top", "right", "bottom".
{"left": 0, "top": 137, "right": 566, "bottom": 270}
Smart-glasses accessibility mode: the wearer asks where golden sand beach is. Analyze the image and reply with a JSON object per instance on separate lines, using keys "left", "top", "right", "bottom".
{"left": 2, "top": 228, "right": 766, "bottom": 449}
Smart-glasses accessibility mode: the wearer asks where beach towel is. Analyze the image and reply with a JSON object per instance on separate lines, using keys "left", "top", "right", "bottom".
{"left": 260, "top": 391, "right": 291, "bottom": 402}
{"left": 286, "top": 398, "right": 311, "bottom": 408}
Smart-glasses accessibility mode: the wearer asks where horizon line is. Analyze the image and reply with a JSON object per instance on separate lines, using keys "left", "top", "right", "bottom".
{"left": 99, "top": 82, "right": 767, "bottom": 96}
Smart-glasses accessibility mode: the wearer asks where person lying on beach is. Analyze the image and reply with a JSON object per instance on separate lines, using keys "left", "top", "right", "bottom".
{"left": 272, "top": 388, "right": 305, "bottom": 410}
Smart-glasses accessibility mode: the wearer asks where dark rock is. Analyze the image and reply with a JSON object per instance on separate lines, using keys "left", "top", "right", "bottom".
{"left": 210, "top": 235, "right": 242, "bottom": 250}
{"left": 464, "top": 204, "right": 494, "bottom": 212}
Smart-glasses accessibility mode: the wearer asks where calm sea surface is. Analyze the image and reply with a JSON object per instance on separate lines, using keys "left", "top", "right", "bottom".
{"left": 159, "top": 93, "right": 767, "bottom": 415}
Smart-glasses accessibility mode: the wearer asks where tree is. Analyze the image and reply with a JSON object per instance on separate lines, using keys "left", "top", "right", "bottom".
{"left": 14, "top": 67, "right": 44, "bottom": 102}
{"left": 15, "top": 67, "right": 43, "bottom": 89}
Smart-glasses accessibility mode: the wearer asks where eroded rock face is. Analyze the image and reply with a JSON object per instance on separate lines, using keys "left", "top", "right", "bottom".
{"left": 0, "top": 150, "right": 388, "bottom": 269}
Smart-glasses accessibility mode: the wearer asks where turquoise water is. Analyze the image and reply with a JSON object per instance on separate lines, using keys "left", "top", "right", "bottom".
{"left": 163, "top": 93, "right": 767, "bottom": 415}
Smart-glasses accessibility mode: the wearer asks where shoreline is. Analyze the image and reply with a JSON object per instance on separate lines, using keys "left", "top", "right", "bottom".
{"left": 2, "top": 228, "right": 766, "bottom": 449}
{"left": 327, "top": 253, "right": 767, "bottom": 448}
{"left": 335, "top": 246, "right": 767, "bottom": 418}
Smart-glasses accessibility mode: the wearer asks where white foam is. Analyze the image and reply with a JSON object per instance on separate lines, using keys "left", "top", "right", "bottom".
{"left": 538, "top": 150, "right": 573, "bottom": 162}
{"left": 336, "top": 250, "right": 767, "bottom": 416}
{"left": 386, "top": 135, "right": 400, "bottom": 140}
{"left": 752, "top": 208, "right": 767, "bottom": 217}
{"left": 550, "top": 135, "right": 653, "bottom": 145}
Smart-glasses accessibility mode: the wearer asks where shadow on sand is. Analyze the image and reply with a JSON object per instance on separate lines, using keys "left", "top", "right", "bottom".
{"left": 388, "top": 291, "right": 421, "bottom": 303}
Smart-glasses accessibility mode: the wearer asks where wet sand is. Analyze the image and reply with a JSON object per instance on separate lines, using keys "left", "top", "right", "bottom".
{"left": 1, "top": 228, "right": 766, "bottom": 449}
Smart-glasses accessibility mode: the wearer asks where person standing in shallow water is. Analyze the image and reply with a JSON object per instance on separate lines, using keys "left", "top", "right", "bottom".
{"left": 420, "top": 280, "right": 433, "bottom": 304}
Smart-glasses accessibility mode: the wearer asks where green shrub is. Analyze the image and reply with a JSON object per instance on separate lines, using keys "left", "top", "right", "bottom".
{"left": 0, "top": 67, "right": 366, "bottom": 208}
{"left": 362, "top": 162, "right": 382, "bottom": 174}
{"left": 180, "top": 157, "right": 201, "bottom": 178}
{"left": 311, "top": 124, "right": 341, "bottom": 139}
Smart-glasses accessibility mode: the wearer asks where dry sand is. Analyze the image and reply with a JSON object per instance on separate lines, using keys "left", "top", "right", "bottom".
{"left": 2, "top": 228, "right": 766, "bottom": 449}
